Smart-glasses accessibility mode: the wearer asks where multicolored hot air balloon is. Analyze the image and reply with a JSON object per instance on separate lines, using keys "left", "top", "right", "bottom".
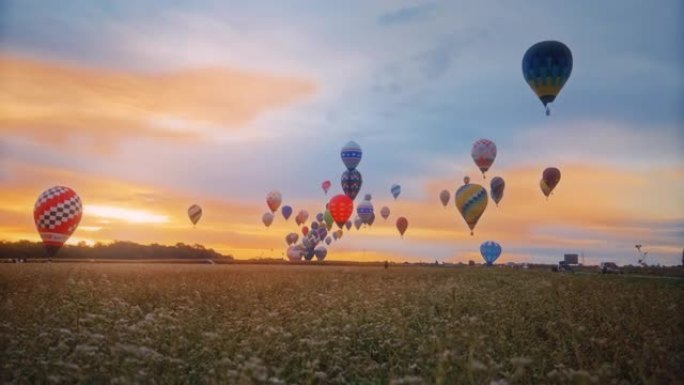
{"left": 490, "top": 177, "right": 505, "bottom": 207}
{"left": 262, "top": 212, "right": 274, "bottom": 227}
{"left": 396, "top": 217, "right": 408, "bottom": 238}
{"left": 281, "top": 205, "right": 293, "bottom": 221}
{"left": 266, "top": 191, "right": 282, "bottom": 212}
{"left": 285, "top": 233, "right": 299, "bottom": 246}
{"left": 328, "top": 194, "right": 354, "bottom": 228}
{"left": 541, "top": 167, "right": 561, "bottom": 198}
{"left": 187, "top": 204, "right": 202, "bottom": 227}
{"left": 321, "top": 180, "right": 331, "bottom": 195}
{"left": 341, "top": 141, "right": 362, "bottom": 170}
{"left": 480, "top": 241, "right": 502, "bottom": 266}
{"left": 287, "top": 245, "right": 304, "bottom": 261}
{"left": 390, "top": 184, "right": 401, "bottom": 200}
{"left": 522, "top": 41, "right": 573, "bottom": 116}
{"left": 455, "top": 183, "right": 488, "bottom": 235}
{"left": 471, "top": 139, "right": 497, "bottom": 178}
{"left": 439, "top": 190, "right": 450, "bottom": 208}
{"left": 357, "top": 199, "right": 374, "bottom": 225}
{"left": 34, "top": 186, "right": 82, "bottom": 257}
{"left": 380, "top": 206, "right": 390, "bottom": 220}
{"left": 341, "top": 169, "right": 363, "bottom": 201}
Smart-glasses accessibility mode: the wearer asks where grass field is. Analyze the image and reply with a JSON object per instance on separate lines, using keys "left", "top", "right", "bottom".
{"left": 1, "top": 264, "right": 682, "bottom": 384}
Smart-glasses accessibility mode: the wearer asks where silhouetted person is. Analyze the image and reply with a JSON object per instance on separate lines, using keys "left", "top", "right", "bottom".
{"left": 384, "top": 260, "right": 388, "bottom": 270}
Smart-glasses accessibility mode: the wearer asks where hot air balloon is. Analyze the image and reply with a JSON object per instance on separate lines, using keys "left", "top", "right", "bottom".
{"left": 455, "top": 183, "right": 488, "bottom": 235}
{"left": 285, "top": 232, "right": 299, "bottom": 245}
{"left": 464, "top": 176, "right": 470, "bottom": 185}
{"left": 364, "top": 194, "right": 372, "bottom": 201}
{"left": 321, "top": 180, "right": 331, "bottom": 195}
{"left": 357, "top": 199, "right": 374, "bottom": 224}
{"left": 490, "top": 177, "right": 505, "bottom": 206}
{"left": 341, "top": 169, "right": 363, "bottom": 201}
{"left": 328, "top": 194, "right": 354, "bottom": 228}
{"left": 287, "top": 245, "right": 304, "bottom": 261}
{"left": 341, "top": 141, "right": 362, "bottom": 170}
{"left": 353, "top": 216, "right": 363, "bottom": 230}
{"left": 311, "top": 221, "right": 320, "bottom": 231}
{"left": 368, "top": 212, "right": 376, "bottom": 227}
{"left": 396, "top": 217, "right": 408, "bottom": 238}
{"left": 480, "top": 241, "right": 502, "bottom": 266}
{"left": 325, "top": 236, "right": 332, "bottom": 245}
{"left": 345, "top": 220, "right": 352, "bottom": 231}
{"left": 471, "top": 139, "right": 497, "bottom": 178}
{"left": 34, "top": 186, "right": 82, "bottom": 257}
{"left": 315, "top": 212, "right": 324, "bottom": 223}
{"left": 332, "top": 231, "right": 339, "bottom": 241}
{"left": 296, "top": 210, "right": 309, "bottom": 226}
{"left": 262, "top": 212, "right": 274, "bottom": 227}
{"left": 390, "top": 184, "right": 401, "bottom": 200}
{"left": 302, "top": 226, "right": 309, "bottom": 236}
{"left": 439, "top": 190, "right": 450, "bottom": 208}
{"left": 314, "top": 246, "right": 327, "bottom": 261}
{"left": 281, "top": 205, "right": 293, "bottom": 221}
{"left": 324, "top": 210, "right": 334, "bottom": 230}
{"left": 380, "top": 206, "right": 390, "bottom": 220}
{"left": 541, "top": 167, "right": 561, "bottom": 197}
{"left": 522, "top": 40, "right": 573, "bottom": 116}
{"left": 335, "top": 229, "right": 343, "bottom": 240}
{"left": 266, "top": 191, "right": 282, "bottom": 212}
{"left": 187, "top": 204, "right": 202, "bottom": 227}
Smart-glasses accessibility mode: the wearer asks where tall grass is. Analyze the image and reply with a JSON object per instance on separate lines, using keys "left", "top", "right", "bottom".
{"left": 1, "top": 264, "right": 682, "bottom": 384}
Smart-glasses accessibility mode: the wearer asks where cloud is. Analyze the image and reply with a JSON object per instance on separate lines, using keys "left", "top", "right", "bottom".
{"left": 0, "top": 56, "right": 315, "bottom": 147}
{"left": 377, "top": 3, "right": 437, "bottom": 26}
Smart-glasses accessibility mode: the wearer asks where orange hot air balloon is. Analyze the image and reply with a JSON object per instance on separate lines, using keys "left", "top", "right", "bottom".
{"left": 396, "top": 217, "right": 408, "bottom": 238}
{"left": 34, "top": 186, "right": 83, "bottom": 257}
{"left": 302, "top": 226, "right": 309, "bottom": 236}
{"left": 328, "top": 194, "right": 354, "bottom": 228}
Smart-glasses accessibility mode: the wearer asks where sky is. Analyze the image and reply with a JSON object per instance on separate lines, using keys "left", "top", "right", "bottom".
{"left": 1, "top": 0, "right": 682, "bottom": 265}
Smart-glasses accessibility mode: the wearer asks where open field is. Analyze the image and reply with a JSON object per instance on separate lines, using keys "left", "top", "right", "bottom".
{"left": 1, "top": 264, "right": 682, "bottom": 384}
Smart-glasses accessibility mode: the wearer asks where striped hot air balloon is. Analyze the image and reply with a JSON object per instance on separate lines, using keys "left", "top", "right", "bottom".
{"left": 340, "top": 141, "right": 362, "bottom": 170}
{"left": 471, "top": 139, "right": 497, "bottom": 178}
{"left": 34, "top": 186, "right": 83, "bottom": 257}
{"left": 455, "top": 183, "right": 488, "bottom": 235}
{"left": 188, "top": 204, "right": 202, "bottom": 227}
{"left": 522, "top": 41, "right": 573, "bottom": 116}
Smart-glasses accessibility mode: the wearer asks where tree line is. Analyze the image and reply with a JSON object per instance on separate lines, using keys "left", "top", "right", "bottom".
{"left": 0, "top": 240, "right": 233, "bottom": 261}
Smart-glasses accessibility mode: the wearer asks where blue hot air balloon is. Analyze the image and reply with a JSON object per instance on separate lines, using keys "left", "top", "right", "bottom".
{"left": 480, "top": 241, "right": 502, "bottom": 266}
{"left": 341, "top": 141, "right": 362, "bottom": 170}
{"left": 522, "top": 41, "right": 573, "bottom": 116}
{"left": 341, "top": 169, "right": 363, "bottom": 201}
{"left": 390, "top": 184, "right": 401, "bottom": 200}
{"left": 281, "top": 205, "right": 293, "bottom": 221}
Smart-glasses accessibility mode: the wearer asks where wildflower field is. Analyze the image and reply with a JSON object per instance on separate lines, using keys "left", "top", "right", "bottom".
{"left": 1, "top": 264, "right": 682, "bottom": 384}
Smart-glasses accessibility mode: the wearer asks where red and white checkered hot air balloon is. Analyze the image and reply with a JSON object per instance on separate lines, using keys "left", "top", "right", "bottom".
{"left": 34, "top": 186, "right": 82, "bottom": 257}
{"left": 471, "top": 139, "right": 497, "bottom": 178}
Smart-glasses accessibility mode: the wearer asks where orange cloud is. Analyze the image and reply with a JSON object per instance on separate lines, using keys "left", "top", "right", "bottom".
{"left": 0, "top": 56, "right": 315, "bottom": 146}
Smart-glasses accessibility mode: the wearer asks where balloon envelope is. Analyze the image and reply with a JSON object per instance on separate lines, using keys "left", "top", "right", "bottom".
{"left": 287, "top": 245, "right": 304, "bottom": 261}
{"left": 471, "top": 139, "right": 497, "bottom": 177}
{"left": 321, "top": 180, "right": 331, "bottom": 195}
{"left": 463, "top": 176, "right": 471, "bottom": 185}
{"left": 281, "top": 205, "right": 293, "bottom": 221}
{"left": 380, "top": 206, "right": 390, "bottom": 220}
{"left": 356, "top": 200, "right": 374, "bottom": 224}
{"left": 266, "top": 191, "right": 282, "bottom": 212}
{"left": 34, "top": 186, "right": 83, "bottom": 257}
{"left": 542, "top": 167, "right": 561, "bottom": 192}
{"left": 490, "top": 177, "right": 505, "bottom": 206}
{"left": 302, "top": 226, "right": 309, "bottom": 236}
{"left": 341, "top": 141, "right": 362, "bottom": 170}
{"left": 480, "top": 241, "right": 502, "bottom": 265}
{"left": 314, "top": 246, "right": 327, "bottom": 261}
{"left": 341, "top": 169, "right": 363, "bottom": 201}
{"left": 396, "top": 217, "right": 408, "bottom": 238}
{"left": 296, "top": 210, "right": 309, "bottom": 226}
{"left": 262, "top": 212, "right": 274, "bottom": 227}
{"left": 390, "top": 184, "right": 401, "bottom": 199}
{"left": 455, "top": 184, "right": 488, "bottom": 235}
{"left": 328, "top": 194, "right": 354, "bottom": 228}
{"left": 439, "top": 190, "right": 450, "bottom": 208}
{"left": 345, "top": 220, "right": 352, "bottom": 231}
{"left": 188, "top": 204, "right": 202, "bottom": 226}
{"left": 324, "top": 210, "right": 334, "bottom": 230}
{"left": 325, "top": 236, "right": 332, "bottom": 245}
{"left": 522, "top": 40, "right": 573, "bottom": 115}
{"left": 353, "top": 216, "right": 363, "bottom": 230}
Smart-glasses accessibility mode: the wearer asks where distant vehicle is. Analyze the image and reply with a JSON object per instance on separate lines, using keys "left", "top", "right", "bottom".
{"left": 552, "top": 261, "right": 574, "bottom": 273}
{"left": 600, "top": 262, "right": 622, "bottom": 274}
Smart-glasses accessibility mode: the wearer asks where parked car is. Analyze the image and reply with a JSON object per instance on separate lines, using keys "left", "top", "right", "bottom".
{"left": 599, "top": 262, "right": 622, "bottom": 274}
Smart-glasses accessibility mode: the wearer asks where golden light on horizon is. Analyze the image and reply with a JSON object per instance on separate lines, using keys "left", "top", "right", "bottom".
{"left": 85, "top": 205, "right": 169, "bottom": 224}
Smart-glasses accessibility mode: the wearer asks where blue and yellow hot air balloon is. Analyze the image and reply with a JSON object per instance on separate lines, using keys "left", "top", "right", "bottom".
{"left": 455, "top": 183, "right": 488, "bottom": 235}
{"left": 522, "top": 41, "right": 573, "bottom": 116}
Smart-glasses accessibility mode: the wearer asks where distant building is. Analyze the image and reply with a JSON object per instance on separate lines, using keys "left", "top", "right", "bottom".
{"left": 564, "top": 254, "right": 579, "bottom": 264}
